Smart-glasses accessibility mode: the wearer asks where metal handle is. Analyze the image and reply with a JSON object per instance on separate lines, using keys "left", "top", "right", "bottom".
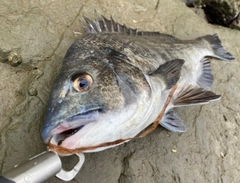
{"left": 56, "top": 153, "right": 85, "bottom": 181}
{"left": 2, "top": 151, "right": 61, "bottom": 183}
{"left": 1, "top": 151, "right": 85, "bottom": 183}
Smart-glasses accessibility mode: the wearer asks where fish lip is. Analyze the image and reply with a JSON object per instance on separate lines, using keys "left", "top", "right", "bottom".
{"left": 41, "top": 108, "right": 101, "bottom": 144}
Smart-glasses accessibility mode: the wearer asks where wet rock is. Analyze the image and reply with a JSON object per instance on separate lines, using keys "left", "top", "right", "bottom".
{"left": 180, "top": 0, "right": 240, "bottom": 29}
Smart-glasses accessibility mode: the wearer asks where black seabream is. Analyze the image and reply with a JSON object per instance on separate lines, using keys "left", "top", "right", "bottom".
{"left": 41, "top": 14, "right": 234, "bottom": 153}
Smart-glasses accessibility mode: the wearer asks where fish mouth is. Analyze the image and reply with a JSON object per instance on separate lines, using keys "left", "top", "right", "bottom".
{"left": 42, "top": 109, "right": 100, "bottom": 145}
{"left": 51, "top": 122, "right": 85, "bottom": 146}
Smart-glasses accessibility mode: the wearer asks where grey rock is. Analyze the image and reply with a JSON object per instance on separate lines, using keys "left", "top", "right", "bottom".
{"left": 180, "top": 0, "right": 240, "bottom": 29}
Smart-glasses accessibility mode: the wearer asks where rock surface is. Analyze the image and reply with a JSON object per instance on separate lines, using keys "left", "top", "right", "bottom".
{"left": 181, "top": 0, "right": 240, "bottom": 29}
{"left": 0, "top": 0, "right": 240, "bottom": 182}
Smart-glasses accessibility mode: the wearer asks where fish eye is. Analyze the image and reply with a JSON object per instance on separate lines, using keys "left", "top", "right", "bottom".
{"left": 72, "top": 74, "right": 93, "bottom": 92}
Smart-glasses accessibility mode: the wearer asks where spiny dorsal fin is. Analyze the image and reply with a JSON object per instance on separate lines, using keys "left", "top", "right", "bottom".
{"left": 80, "top": 13, "right": 162, "bottom": 35}
{"left": 150, "top": 59, "right": 185, "bottom": 90}
{"left": 83, "top": 16, "right": 98, "bottom": 33}
{"left": 174, "top": 86, "right": 221, "bottom": 106}
{"left": 197, "top": 58, "right": 214, "bottom": 89}
{"left": 160, "top": 109, "right": 186, "bottom": 132}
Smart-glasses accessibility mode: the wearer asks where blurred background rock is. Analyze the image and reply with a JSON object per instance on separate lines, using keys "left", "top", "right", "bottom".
{"left": 180, "top": 0, "right": 240, "bottom": 29}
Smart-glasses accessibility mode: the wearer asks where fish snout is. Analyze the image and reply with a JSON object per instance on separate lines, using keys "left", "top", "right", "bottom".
{"left": 41, "top": 108, "right": 100, "bottom": 146}
{"left": 41, "top": 124, "right": 55, "bottom": 144}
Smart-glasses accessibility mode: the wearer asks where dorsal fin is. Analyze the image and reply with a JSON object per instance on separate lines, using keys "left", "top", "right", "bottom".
{"left": 80, "top": 13, "right": 162, "bottom": 36}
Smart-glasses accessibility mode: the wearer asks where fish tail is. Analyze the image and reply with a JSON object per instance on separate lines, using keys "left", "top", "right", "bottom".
{"left": 198, "top": 34, "right": 234, "bottom": 61}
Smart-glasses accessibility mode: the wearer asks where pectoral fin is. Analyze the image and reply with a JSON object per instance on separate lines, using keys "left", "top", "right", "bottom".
{"left": 150, "top": 59, "right": 184, "bottom": 89}
{"left": 160, "top": 109, "right": 186, "bottom": 132}
{"left": 174, "top": 86, "right": 221, "bottom": 106}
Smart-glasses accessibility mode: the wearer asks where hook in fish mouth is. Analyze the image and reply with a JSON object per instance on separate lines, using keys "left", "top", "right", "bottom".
{"left": 42, "top": 109, "right": 101, "bottom": 145}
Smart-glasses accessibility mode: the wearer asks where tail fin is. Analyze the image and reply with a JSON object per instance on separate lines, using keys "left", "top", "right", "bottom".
{"left": 198, "top": 34, "right": 234, "bottom": 61}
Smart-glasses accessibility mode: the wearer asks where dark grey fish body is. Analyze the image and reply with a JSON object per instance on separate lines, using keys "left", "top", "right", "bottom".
{"left": 75, "top": 33, "right": 198, "bottom": 72}
{"left": 41, "top": 15, "right": 233, "bottom": 153}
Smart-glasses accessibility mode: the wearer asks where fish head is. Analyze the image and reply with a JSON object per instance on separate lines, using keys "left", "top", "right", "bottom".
{"left": 41, "top": 46, "right": 152, "bottom": 152}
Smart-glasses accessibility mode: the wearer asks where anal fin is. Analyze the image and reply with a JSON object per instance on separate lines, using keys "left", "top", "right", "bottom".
{"left": 197, "top": 58, "right": 213, "bottom": 89}
{"left": 174, "top": 86, "right": 221, "bottom": 106}
{"left": 160, "top": 109, "right": 186, "bottom": 132}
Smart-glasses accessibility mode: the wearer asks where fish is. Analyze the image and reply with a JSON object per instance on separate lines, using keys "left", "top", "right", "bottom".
{"left": 41, "top": 14, "right": 234, "bottom": 154}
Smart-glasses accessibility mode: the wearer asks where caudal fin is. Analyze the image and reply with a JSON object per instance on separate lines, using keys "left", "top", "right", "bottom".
{"left": 198, "top": 34, "right": 234, "bottom": 61}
